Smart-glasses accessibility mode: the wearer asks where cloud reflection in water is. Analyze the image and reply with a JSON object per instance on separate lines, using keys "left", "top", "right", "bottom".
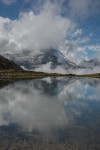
{"left": 0, "top": 78, "right": 100, "bottom": 133}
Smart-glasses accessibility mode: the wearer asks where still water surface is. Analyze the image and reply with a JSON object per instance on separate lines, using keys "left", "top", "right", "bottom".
{"left": 0, "top": 78, "right": 100, "bottom": 149}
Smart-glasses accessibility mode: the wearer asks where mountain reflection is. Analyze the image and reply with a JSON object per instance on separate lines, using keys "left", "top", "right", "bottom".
{"left": 0, "top": 77, "right": 100, "bottom": 133}
{"left": 0, "top": 80, "right": 14, "bottom": 89}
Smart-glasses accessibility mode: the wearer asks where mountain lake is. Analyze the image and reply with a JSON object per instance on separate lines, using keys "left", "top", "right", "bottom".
{"left": 0, "top": 77, "right": 100, "bottom": 150}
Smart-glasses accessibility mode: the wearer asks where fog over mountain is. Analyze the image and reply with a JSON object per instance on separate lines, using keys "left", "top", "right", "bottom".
{"left": 3, "top": 48, "right": 100, "bottom": 74}
{"left": 3, "top": 49, "right": 80, "bottom": 71}
{"left": 80, "top": 58, "right": 100, "bottom": 68}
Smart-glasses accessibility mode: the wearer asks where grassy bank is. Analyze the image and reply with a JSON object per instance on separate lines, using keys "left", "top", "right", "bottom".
{"left": 0, "top": 70, "right": 65, "bottom": 79}
{"left": 0, "top": 70, "right": 100, "bottom": 79}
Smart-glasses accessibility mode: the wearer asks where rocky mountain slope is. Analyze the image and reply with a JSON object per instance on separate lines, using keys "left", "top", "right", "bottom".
{"left": 3, "top": 49, "right": 80, "bottom": 70}
{"left": 0, "top": 55, "right": 22, "bottom": 70}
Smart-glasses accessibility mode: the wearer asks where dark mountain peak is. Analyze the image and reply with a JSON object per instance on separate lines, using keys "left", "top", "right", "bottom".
{"left": 0, "top": 55, "right": 22, "bottom": 71}
{"left": 33, "top": 48, "right": 77, "bottom": 69}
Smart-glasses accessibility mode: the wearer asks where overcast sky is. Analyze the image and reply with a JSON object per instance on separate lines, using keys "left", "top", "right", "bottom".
{"left": 0, "top": 0, "right": 100, "bottom": 63}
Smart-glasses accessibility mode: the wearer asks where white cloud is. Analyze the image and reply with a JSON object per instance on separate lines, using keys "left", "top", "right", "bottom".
{"left": 81, "top": 37, "right": 90, "bottom": 44}
{"left": 0, "top": 2, "right": 74, "bottom": 55}
{"left": 88, "top": 45, "right": 100, "bottom": 52}
{"left": 31, "top": 0, "right": 100, "bottom": 19}
{"left": 59, "top": 38, "right": 88, "bottom": 64}
{"left": 34, "top": 62, "right": 67, "bottom": 74}
{"left": 68, "top": 0, "right": 100, "bottom": 18}
{"left": 0, "top": 0, "right": 16, "bottom": 5}
{"left": 72, "top": 29, "right": 82, "bottom": 38}
{"left": 0, "top": 0, "right": 31, "bottom": 5}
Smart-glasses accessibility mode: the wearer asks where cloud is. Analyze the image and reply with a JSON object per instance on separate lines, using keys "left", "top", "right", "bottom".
{"left": 88, "top": 45, "right": 100, "bottom": 52}
{"left": 34, "top": 62, "right": 67, "bottom": 74}
{"left": 0, "top": 0, "right": 16, "bottom": 5}
{"left": 59, "top": 37, "right": 88, "bottom": 64}
{"left": 0, "top": 0, "right": 31, "bottom": 5}
{"left": 81, "top": 38, "right": 90, "bottom": 44}
{"left": 0, "top": 1, "right": 74, "bottom": 55}
{"left": 68, "top": 0, "right": 100, "bottom": 19}
{"left": 26, "top": 0, "right": 100, "bottom": 19}
{"left": 72, "top": 29, "right": 82, "bottom": 38}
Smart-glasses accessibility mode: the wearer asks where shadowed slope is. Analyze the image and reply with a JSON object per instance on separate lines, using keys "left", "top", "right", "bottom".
{"left": 0, "top": 55, "right": 22, "bottom": 71}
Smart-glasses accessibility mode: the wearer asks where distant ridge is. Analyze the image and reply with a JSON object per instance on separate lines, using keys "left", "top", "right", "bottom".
{"left": 0, "top": 55, "right": 22, "bottom": 71}
{"left": 80, "top": 58, "right": 100, "bottom": 68}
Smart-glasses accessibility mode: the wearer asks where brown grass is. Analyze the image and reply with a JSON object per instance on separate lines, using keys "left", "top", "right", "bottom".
{"left": 0, "top": 70, "right": 100, "bottom": 79}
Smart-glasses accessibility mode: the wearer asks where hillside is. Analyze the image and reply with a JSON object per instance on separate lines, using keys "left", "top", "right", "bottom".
{"left": 0, "top": 55, "right": 22, "bottom": 71}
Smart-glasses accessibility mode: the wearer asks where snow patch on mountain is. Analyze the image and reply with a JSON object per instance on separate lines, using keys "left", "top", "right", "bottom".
{"left": 3, "top": 49, "right": 79, "bottom": 71}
